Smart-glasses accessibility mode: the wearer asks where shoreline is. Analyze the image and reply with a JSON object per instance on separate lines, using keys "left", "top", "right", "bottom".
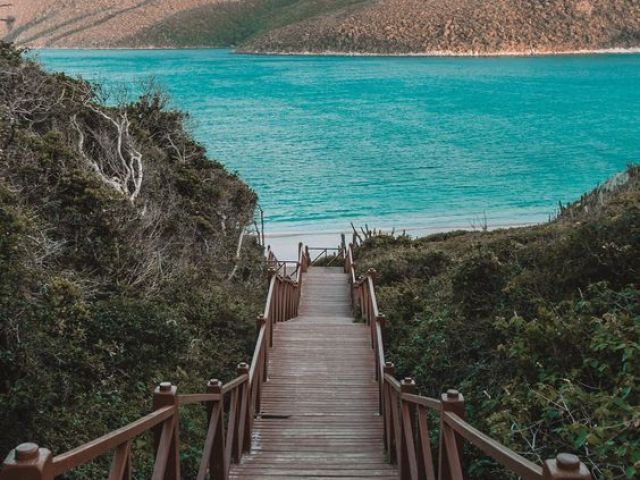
{"left": 264, "top": 221, "right": 540, "bottom": 239}
{"left": 264, "top": 221, "right": 542, "bottom": 259}
{"left": 238, "top": 46, "right": 640, "bottom": 58}
{"left": 30, "top": 45, "right": 640, "bottom": 58}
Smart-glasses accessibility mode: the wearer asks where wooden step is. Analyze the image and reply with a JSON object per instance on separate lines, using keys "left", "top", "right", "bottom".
{"left": 229, "top": 267, "right": 396, "bottom": 479}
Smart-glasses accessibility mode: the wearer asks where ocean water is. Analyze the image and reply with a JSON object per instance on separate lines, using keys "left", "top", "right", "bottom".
{"left": 36, "top": 49, "right": 640, "bottom": 237}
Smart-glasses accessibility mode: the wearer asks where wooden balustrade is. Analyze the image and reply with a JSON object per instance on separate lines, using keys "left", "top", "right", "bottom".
{"left": 0, "top": 244, "right": 310, "bottom": 480}
{"left": 307, "top": 246, "right": 345, "bottom": 266}
{"left": 1, "top": 239, "right": 593, "bottom": 480}
{"left": 345, "top": 243, "right": 593, "bottom": 480}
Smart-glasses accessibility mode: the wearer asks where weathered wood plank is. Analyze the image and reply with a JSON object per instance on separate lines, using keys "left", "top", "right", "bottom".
{"left": 229, "top": 267, "right": 397, "bottom": 479}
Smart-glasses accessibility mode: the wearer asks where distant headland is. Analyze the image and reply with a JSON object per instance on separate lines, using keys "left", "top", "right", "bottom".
{"left": 3, "top": 0, "right": 640, "bottom": 56}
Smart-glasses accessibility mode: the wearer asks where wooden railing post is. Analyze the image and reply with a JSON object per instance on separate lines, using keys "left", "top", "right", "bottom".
{"left": 205, "top": 379, "right": 225, "bottom": 480}
{"left": 375, "top": 314, "right": 386, "bottom": 414}
{"left": 256, "top": 314, "right": 268, "bottom": 390}
{"left": 304, "top": 245, "right": 310, "bottom": 271}
{"left": 236, "top": 363, "right": 251, "bottom": 456}
{"left": 351, "top": 269, "right": 359, "bottom": 310}
{"left": 383, "top": 362, "right": 396, "bottom": 459}
{"left": 438, "top": 389, "right": 464, "bottom": 480}
{"left": 267, "top": 267, "right": 276, "bottom": 284}
{"left": 400, "top": 378, "right": 419, "bottom": 480}
{"left": 543, "top": 454, "right": 592, "bottom": 480}
{"left": 0, "top": 443, "right": 53, "bottom": 480}
{"left": 153, "top": 382, "right": 180, "bottom": 480}
{"left": 283, "top": 280, "right": 289, "bottom": 320}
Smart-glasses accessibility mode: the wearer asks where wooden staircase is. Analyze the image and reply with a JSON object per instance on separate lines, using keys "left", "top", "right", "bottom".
{"left": 230, "top": 267, "right": 396, "bottom": 479}
{"left": 0, "top": 244, "right": 594, "bottom": 480}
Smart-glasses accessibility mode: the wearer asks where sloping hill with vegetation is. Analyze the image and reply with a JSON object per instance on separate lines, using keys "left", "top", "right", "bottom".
{"left": 0, "top": 0, "right": 369, "bottom": 48}
{"left": 1, "top": 0, "right": 222, "bottom": 48}
{"left": 353, "top": 167, "right": 640, "bottom": 479}
{"left": 121, "top": 0, "right": 369, "bottom": 48}
{"left": 0, "top": 43, "right": 264, "bottom": 476}
{"left": 244, "top": 0, "right": 640, "bottom": 54}
{"left": 3, "top": 0, "right": 640, "bottom": 54}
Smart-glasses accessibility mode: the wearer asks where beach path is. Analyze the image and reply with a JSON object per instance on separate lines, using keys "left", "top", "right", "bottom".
{"left": 229, "top": 266, "right": 396, "bottom": 479}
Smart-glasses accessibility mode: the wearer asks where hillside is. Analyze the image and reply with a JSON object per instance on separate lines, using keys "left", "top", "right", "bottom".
{"left": 244, "top": 0, "right": 640, "bottom": 54}
{"left": 3, "top": 0, "right": 640, "bottom": 54}
{"left": 0, "top": 0, "right": 224, "bottom": 48}
{"left": 0, "top": 0, "right": 366, "bottom": 48}
{"left": 353, "top": 166, "right": 640, "bottom": 479}
{"left": 0, "top": 43, "right": 264, "bottom": 477}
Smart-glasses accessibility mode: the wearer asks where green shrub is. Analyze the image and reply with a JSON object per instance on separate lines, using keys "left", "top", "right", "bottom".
{"left": 354, "top": 169, "right": 640, "bottom": 479}
{"left": 0, "top": 43, "right": 264, "bottom": 477}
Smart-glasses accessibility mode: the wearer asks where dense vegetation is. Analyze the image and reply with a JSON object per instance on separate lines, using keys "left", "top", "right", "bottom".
{"left": 354, "top": 168, "right": 639, "bottom": 480}
{"left": 121, "top": 0, "right": 369, "bottom": 48}
{"left": 0, "top": 43, "right": 264, "bottom": 476}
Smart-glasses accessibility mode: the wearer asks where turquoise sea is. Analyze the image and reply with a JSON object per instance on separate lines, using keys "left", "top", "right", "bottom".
{"left": 37, "top": 49, "right": 640, "bottom": 236}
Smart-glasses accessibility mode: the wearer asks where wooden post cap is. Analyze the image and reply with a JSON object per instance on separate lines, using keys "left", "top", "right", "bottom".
{"left": 2, "top": 443, "right": 53, "bottom": 479}
{"left": 367, "top": 268, "right": 377, "bottom": 278}
{"left": 15, "top": 443, "right": 39, "bottom": 462}
{"left": 441, "top": 388, "right": 465, "bottom": 417}
{"left": 383, "top": 362, "right": 395, "bottom": 375}
{"left": 543, "top": 454, "right": 591, "bottom": 479}
{"left": 237, "top": 362, "right": 250, "bottom": 374}
{"left": 557, "top": 454, "right": 580, "bottom": 470}
{"left": 159, "top": 382, "right": 173, "bottom": 392}
{"left": 376, "top": 314, "right": 386, "bottom": 327}
{"left": 154, "top": 382, "right": 177, "bottom": 400}
{"left": 446, "top": 389, "right": 460, "bottom": 399}
{"left": 442, "top": 389, "right": 464, "bottom": 402}
{"left": 400, "top": 377, "right": 416, "bottom": 394}
{"left": 207, "top": 379, "right": 222, "bottom": 392}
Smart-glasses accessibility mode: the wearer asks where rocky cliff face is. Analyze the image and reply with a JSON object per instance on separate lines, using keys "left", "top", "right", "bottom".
{"left": 242, "top": 0, "right": 640, "bottom": 54}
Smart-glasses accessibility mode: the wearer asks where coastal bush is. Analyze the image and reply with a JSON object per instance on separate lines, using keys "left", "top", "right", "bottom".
{"left": 0, "top": 42, "right": 265, "bottom": 477}
{"left": 354, "top": 168, "right": 640, "bottom": 479}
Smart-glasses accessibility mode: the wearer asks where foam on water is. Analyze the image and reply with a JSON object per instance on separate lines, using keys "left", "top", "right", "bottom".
{"left": 36, "top": 49, "right": 640, "bottom": 239}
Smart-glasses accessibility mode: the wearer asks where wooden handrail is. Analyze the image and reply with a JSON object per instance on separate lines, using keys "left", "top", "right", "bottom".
{"left": 178, "top": 393, "right": 222, "bottom": 405}
{"left": 51, "top": 406, "right": 174, "bottom": 476}
{"left": 443, "top": 412, "right": 543, "bottom": 480}
{"left": 1, "top": 239, "right": 592, "bottom": 480}
{"left": 401, "top": 393, "right": 441, "bottom": 411}
{"left": 221, "top": 373, "right": 248, "bottom": 394}
{"left": 1, "top": 243, "right": 311, "bottom": 480}
{"left": 346, "top": 243, "right": 593, "bottom": 480}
